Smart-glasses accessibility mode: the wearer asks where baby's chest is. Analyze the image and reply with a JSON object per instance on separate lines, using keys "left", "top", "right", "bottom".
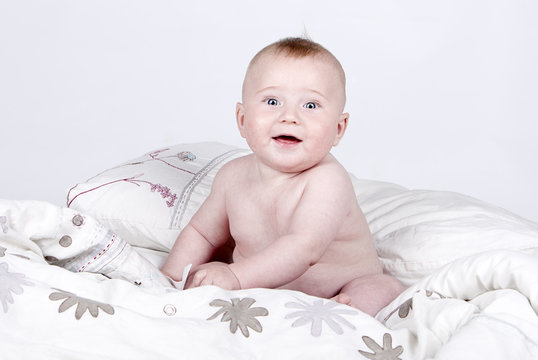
{"left": 226, "top": 186, "right": 303, "bottom": 244}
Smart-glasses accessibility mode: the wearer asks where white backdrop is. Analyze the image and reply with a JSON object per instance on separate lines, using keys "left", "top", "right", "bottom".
{"left": 1, "top": 0, "right": 537, "bottom": 222}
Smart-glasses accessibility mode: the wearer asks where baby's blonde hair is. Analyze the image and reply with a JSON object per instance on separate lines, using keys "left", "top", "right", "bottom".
{"left": 253, "top": 37, "right": 328, "bottom": 60}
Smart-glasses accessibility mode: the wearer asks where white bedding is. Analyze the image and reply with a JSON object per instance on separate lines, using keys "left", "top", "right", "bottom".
{"left": 2, "top": 200, "right": 538, "bottom": 359}
{"left": 2, "top": 142, "right": 538, "bottom": 359}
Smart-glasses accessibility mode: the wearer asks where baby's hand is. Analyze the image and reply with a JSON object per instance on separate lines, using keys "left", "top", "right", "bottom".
{"left": 185, "top": 262, "right": 241, "bottom": 290}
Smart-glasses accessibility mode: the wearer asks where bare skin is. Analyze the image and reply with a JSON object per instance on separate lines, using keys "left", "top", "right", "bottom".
{"left": 162, "top": 48, "right": 403, "bottom": 316}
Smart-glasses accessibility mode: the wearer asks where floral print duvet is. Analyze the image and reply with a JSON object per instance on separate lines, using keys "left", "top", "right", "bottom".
{"left": 2, "top": 199, "right": 538, "bottom": 359}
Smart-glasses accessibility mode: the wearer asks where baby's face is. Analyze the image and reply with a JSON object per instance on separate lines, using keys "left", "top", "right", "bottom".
{"left": 237, "top": 53, "right": 348, "bottom": 173}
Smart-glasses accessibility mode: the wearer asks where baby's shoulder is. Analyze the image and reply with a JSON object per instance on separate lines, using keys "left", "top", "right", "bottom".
{"left": 307, "top": 155, "right": 350, "bottom": 180}
{"left": 214, "top": 154, "right": 252, "bottom": 184}
{"left": 303, "top": 156, "right": 354, "bottom": 193}
{"left": 219, "top": 154, "right": 251, "bottom": 173}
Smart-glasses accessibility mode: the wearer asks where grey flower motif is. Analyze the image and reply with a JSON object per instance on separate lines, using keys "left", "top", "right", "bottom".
{"left": 49, "top": 289, "right": 114, "bottom": 320}
{"left": 0, "top": 262, "right": 34, "bottom": 313}
{"left": 384, "top": 297, "right": 413, "bottom": 321}
{"left": 0, "top": 216, "right": 8, "bottom": 233}
{"left": 285, "top": 298, "right": 357, "bottom": 337}
{"left": 359, "top": 333, "right": 403, "bottom": 360}
{"left": 384, "top": 290, "right": 447, "bottom": 321}
{"left": 207, "top": 297, "right": 269, "bottom": 337}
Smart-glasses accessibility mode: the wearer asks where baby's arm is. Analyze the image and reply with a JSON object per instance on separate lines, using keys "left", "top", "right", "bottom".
{"left": 229, "top": 165, "right": 354, "bottom": 289}
{"left": 161, "top": 171, "right": 231, "bottom": 281}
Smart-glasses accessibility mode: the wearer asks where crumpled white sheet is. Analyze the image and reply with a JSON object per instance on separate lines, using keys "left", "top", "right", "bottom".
{"left": 2, "top": 199, "right": 538, "bottom": 360}
{"left": 0, "top": 200, "right": 186, "bottom": 291}
{"left": 377, "top": 249, "right": 538, "bottom": 359}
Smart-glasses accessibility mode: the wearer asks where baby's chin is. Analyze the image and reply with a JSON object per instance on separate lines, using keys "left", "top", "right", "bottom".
{"left": 262, "top": 156, "right": 322, "bottom": 175}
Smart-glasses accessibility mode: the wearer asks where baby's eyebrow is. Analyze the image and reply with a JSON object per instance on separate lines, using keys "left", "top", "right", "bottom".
{"left": 255, "top": 86, "right": 280, "bottom": 94}
{"left": 255, "top": 86, "right": 328, "bottom": 100}
{"left": 306, "top": 89, "right": 328, "bottom": 100}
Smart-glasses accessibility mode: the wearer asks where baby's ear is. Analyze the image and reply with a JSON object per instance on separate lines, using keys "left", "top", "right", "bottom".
{"left": 333, "top": 113, "right": 349, "bottom": 146}
{"left": 236, "top": 103, "right": 247, "bottom": 139}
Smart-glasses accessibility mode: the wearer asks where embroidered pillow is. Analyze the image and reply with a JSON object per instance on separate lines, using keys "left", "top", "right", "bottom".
{"left": 67, "top": 142, "right": 250, "bottom": 251}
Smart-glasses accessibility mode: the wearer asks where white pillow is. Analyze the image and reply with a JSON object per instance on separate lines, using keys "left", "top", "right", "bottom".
{"left": 67, "top": 142, "right": 250, "bottom": 251}
{"left": 68, "top": 142, "right": 538, "bottom": 285}
{"left": 351, "top": 177, "right": 538, "bottom": 285}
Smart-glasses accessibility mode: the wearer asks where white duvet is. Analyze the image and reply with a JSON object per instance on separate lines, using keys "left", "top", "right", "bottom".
{"left": 2, "top": 197, "right": 538, "bottom": 359}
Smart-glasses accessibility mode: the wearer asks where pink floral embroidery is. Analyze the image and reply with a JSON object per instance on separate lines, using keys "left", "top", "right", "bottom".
{"left": 123, "top": 149, "right": 197, "bottom": 175}
{"left": 149, "top": 183, "right": 177, "bottom": 208}
{"left": 68, "top": 175, "right": 178, "bottom": 208}
{"left": 177, "top": 151, "right": 196, "bottom": 161}
{"left": 67, "top": 149, "right": 195, "bottom": 209}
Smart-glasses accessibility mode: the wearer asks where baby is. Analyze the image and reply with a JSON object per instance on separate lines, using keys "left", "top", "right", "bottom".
{"left": 161, "top": 37, "right": 403, "bottom": 316}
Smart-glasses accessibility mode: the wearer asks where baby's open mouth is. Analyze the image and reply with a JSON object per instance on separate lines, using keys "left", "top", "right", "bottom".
{"left": 273, "top": 135, "right": 302, "bottom": 144}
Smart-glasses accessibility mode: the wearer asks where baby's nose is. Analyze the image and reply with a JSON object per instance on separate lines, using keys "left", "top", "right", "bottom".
{"left": 279, "top": 107, "right": 300, "bottom": 124}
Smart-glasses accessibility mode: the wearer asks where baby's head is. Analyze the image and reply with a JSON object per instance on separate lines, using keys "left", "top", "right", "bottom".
{"left": 242, "top": 37, "right": 347, "bottom": 110}
{"left": 237, "top": 37, "right": 349, "bottom": 173}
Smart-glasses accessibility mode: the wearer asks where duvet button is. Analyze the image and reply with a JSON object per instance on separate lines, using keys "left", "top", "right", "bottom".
{"left": 59, "top": 235, "right": 73, "bottom": 247}
{"left": 72, "top": 214, "right": 84, "bottom": 227}
{"left": 163, "top": 304, "right": 177, "bottom": 316}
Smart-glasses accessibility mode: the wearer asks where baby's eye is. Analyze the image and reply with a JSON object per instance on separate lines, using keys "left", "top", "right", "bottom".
{"left": 304, "top": 102, "right": 318, "bottom": 109}
{"left": 266, "top": 98, "right": 280, "bottom": 106}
